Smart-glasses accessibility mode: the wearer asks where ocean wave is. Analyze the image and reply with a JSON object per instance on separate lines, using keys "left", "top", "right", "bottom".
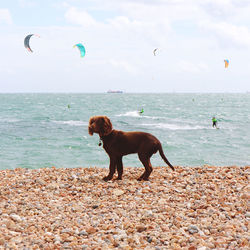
{"left": 52, "top": 120, "right": 87, "bottom": 126}
{"left": 141, "top": 123, "right": 212, "bottom": 130}
{"left": 116, "top": 111, "right": 141, "bottom": 117}
{"left": 116, "top": 111, "right": 164, "bottom": 120}
{"left": 143, "top": 115, "right": 165, "bottom": 120}
{"left": 0, "top": 118, "right": 21, "bottom": 123}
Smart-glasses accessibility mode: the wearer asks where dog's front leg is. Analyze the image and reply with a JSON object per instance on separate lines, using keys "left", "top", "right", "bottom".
{"left": 103, "top": 157, "right": 116, "bottom": 181}
{"left": 115, "top": 157, "right": 123, "bottom": 180}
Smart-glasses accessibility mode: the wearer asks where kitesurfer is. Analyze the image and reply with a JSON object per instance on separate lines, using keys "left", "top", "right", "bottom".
{"left": 212, "top": 117, "right": 218, "bottom": 128}
{"left": 139, "top": 108, "right": 144, "bottom": 114}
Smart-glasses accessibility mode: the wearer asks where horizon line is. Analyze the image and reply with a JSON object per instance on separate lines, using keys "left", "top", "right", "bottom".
{"left": 0, "top": 91, "right": 249, "bottom": 94}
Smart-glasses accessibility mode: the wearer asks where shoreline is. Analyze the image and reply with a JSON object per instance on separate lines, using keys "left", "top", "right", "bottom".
{"left": 0, "top": 166, "right": 249, "bottom": 249}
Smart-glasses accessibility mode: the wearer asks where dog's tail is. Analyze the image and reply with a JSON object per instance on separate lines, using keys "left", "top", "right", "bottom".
{"left": 158, "top": 143, "right": 175, "bottom": 171}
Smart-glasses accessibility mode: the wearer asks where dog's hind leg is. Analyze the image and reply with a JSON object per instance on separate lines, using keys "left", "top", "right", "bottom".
{"left": 137, "top": 153, "right": 153, "bottom": 181}
{"left": 115, "top": 157, "right": 123, "bottom": 180}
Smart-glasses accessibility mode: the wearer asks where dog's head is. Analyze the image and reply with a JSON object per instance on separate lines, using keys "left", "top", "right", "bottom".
{"left": 88, "top": 116, "right": 113, "bottom": 136}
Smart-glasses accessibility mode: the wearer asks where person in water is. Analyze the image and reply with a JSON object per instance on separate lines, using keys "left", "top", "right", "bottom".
{"left": 139, "top": 108, "right": 144, "bottom": 114}
{"left": 212, "top": 117, "right": 217, "bottom": 128}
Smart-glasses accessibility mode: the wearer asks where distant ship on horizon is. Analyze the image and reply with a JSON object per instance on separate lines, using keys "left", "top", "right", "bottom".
{"left": 107, "top": 90, "right": 123, "bottom": 93}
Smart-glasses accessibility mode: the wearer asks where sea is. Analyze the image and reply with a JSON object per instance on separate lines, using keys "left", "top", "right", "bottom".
{"left": 0, "top": 93, "right": 249, "bottom": 170}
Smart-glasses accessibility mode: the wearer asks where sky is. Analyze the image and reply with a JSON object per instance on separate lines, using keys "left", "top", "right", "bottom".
{"left": 0, "top": 0, "right": 250, "bottom": 93}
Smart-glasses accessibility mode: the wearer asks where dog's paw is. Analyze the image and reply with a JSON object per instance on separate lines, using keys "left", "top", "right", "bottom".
{"left": 103, "top": 176, "right": 112, "bottom": 181}
{"left": 114, "top": 177, "right": 122, "bottom": 180}
{"left": 137, "top": 176, "right": 149, "bottom": 181}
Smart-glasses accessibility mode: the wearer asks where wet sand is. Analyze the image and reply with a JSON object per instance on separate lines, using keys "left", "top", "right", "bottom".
{"left": 0, "top": 166, "right": 249, "bottom": 249}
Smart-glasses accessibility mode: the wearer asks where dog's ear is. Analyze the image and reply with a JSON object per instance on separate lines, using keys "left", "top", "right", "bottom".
{"left": 88, "top": 127, "right": 94, "bottom": 136}
{"left": 89, "top": 117, "right": 95, "bottom": 125}
{"left": 102, "top": 116, "right": 113, "bottom": 136}
{"left": 88, "top": 117, "right": 95, "bottom": 135}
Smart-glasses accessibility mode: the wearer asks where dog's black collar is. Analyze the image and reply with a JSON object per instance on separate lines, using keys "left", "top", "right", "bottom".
{"left": 99, "top": 130, "right": 113, "bottom": 146}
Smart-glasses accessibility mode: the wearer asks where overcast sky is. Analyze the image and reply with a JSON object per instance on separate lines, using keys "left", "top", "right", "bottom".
{"left": 1, "top": 0, "right": 250, "bottom": 93}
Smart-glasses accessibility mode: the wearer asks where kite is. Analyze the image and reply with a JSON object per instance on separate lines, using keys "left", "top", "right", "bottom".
{"left": 153, "top": 48, "right": 158, "bottom": 56}
{"left": 224, "top": 59, "right": 229, "bottom": 68}
{"left": 74, "top": 43, "right": 86, "bottom": 58}
{"left": 24, "top": 34, "right": 40, "bottom": 52}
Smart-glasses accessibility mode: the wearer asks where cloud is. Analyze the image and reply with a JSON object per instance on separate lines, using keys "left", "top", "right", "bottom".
{"left": 99, "top": 0, "right": 205, "bottom": 23}
{"left": 18, "top": 0, "right": 37, "bottom": 8}
{"left": 0, "top": 65, "right": 14, "bottom": 74}
{"left": 64, "top": 5, "right": 171, "bottom": 47}
{"left": 200, "top": 0, "right": 234, "bottom": 18}
{"left": 108, "top": 16, "right": 142, "bottom": 29}
{"left": 178, "top": 60, "right": 209, "bottom": 73}
{"left": 200, "top": 0, "right": 250, "bottom": 18}
{"left": 0, "top": 9, "right": 12, "bottom": 25}
{"left": 65, "top": 7, "right": 97, "bottom": 27}
{"left": 199, "top": 20, "right": 250, "bottom": 48}
{"left": 108, "top": 59, "right": 137, "bottom": 73}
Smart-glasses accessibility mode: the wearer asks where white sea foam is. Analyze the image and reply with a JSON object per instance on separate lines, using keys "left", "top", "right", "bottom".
{"left": 116, "top": 111, "right": 141, "bottom": 117}
{"left": 141, "top": 123, "right": 212, "bottom": 130}
{"left": 116, "top": 111, "right": 164, "bottom": 120}
{"left": 0, "top": 118, "right": 21, "bottom": 123}
{"left": 52, "top": 120, "right": 87, "bottom": 126}
{"left": 143, "top": 115, "right": 165, "bottom": 120}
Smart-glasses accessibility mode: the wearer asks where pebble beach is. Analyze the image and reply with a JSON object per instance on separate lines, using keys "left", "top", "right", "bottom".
{"left": 0, "top": 166, "right": 249, "bottom": 249}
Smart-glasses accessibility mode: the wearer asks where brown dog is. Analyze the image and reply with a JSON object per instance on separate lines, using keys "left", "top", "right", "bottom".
{"left": 88, "top": 116, "right": 174, "bottom": 181}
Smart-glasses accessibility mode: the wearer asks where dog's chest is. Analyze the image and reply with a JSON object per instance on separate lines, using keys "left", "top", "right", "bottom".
{"left": 103, "top": 142, "right": 115, "bottom": 153}
{"left": 102, "top": 137, "right": 123, "bottom": 154}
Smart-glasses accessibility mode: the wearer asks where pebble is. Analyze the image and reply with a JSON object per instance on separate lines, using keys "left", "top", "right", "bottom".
{"left": 10, "top": 214, "right": 22, "bottom": 222}
{"left": 61, "top": 228, "right": 72, "bottom": 234}
{"left": 197, "top": 247, "right": 207, "bottom": 250}
{"left": 0, "top": 238, "right": 5, "bottom": 246}
{"left": 0, "top": 165, "right": 248, "bottom": 249}
{"left": 136, "top": 225, "right": 147, "bottom": 232}
{"left": 188, "top": 225, "right": 199, "bottom": 234}
{"left": 113, "top": 189, "right": 124, "bottom": 196}
{"left": 86, "top": 226, "right": 96, "bottom": 234}
{"left": 78, "top": 230, "right": 88, "bottom": 236}
{"left": 245, "top": 212, "right": 250, "bottom": 218}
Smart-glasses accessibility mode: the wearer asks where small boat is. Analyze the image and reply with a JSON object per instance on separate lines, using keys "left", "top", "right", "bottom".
{"left": 107, "top": 90, "right": 123, "bottom": 93}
